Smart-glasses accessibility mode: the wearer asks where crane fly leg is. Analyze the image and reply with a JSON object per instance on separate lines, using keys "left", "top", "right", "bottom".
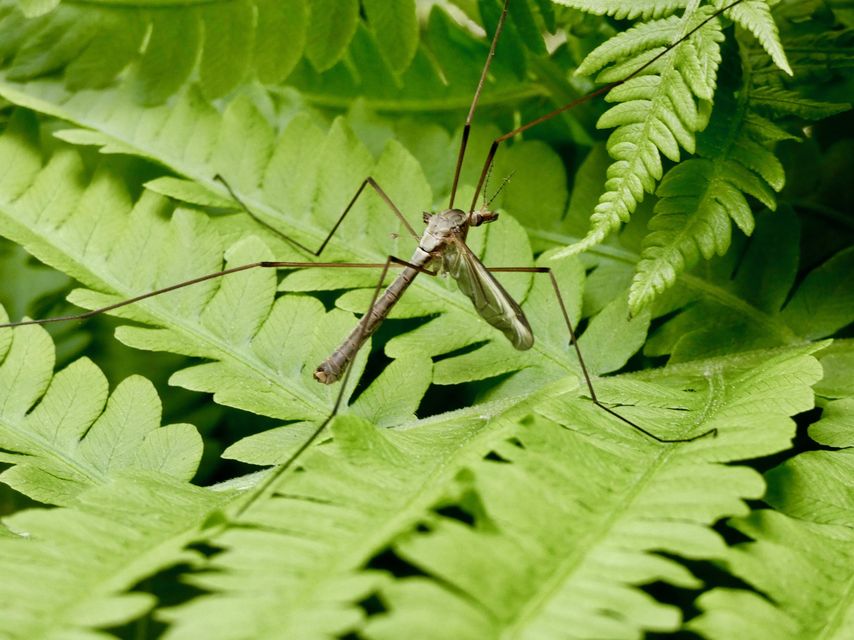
{"left": 487, "top": 266, "right": 717, "bottom": 444}
{"left": 216, "top": 175, "right": 420, "bottom": 258}
{"left": 234, "top": 253, "right": 438, "bottom": 517}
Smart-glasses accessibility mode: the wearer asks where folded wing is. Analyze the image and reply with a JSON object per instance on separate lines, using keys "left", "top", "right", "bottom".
{"left": 443, "top": 237, "right": 534, "bottom": 350}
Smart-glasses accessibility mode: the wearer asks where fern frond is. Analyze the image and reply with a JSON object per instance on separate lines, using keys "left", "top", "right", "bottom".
{"left": 0, "top": 474, "right": 225, "bottom": 639}
{"left": 0, "top": 0, "right": 421, "bottom": 103}
{"left": 722, "top": 0, "right": 792, "bottom": 75}
{"left": 0, "top": 310, "right": 202, "bottom": 506}
{"left": 0, "top": 106, "right": 594, "bottom": 429}
{"left": 161, "top": 413, "right": 495, "bottom": 639}
{"left": 627, "top": 87, "right": 784, "bottom": 311}
{"left": 363, "top": 345, "right": 823, "bottom": 638}
{"left": 644, "top": 209, "right": 854, "bottom": 362}
{"left": 552, "top": 0, "right": 685, "bottom": 21}
{"left": 624, "top": 8, "right": 852, "bottom": 314}
{"left": 555, "top": 4, "right": 730, "bottom": 258}
{"left": 690, "top": 510, "right": 854, "bottom": 639}
{"left": 159, "top": 345, "right": 822, "bottom": 639}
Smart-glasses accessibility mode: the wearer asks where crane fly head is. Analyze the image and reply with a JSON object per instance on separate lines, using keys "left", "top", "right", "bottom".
{"left": 422, "top": 208, "right": 499, "bottom": 232}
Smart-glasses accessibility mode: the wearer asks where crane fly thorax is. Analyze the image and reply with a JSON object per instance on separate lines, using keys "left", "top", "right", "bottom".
{"left": 419, "top": 208, "right": 499, "bottom": 254}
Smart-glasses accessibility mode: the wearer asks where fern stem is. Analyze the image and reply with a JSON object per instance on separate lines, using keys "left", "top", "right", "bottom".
{"left": 527, "top": 229, "right": 640, "bottom": 263}
{"left": 792, "top": 199, "right": 854, "bottom": 232}
{"left": 285, "top": 86, "right": 545, "bottom": 113}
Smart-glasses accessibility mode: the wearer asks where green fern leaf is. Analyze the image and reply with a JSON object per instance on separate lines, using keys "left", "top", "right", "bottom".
{"left": 197, "top": 1, "right": 254, "bottom": 100}
{"left": 556, "top": 5, "right": 728, "bottom": 257}
{"left": 690, "top": 510, "right": 854, "bottom": 639}
{"left": 553, "top": 0, "right": 686, "bottom": 21}
{"left": 163, "top": 412, "right": 530, "bottom": 639}
{"left": 628, "top": 88, "right": 784, "bottom": 312}
{"left": 0, "top": 474, "right": 225, "bottom": 639}
{"left": 133, "top": 10, "right": 201, "bottom": 104}
{"left": 254, "top": 0, "right": 308, "bottom": 84}
{"left": 0, "top": 314, "right": 202, "bottom": 505}
{"left": 644, "top": 209, "right": 854, "bottom": 362}
{"left": 361, "top": 345, "right": 823, "bottom": 638}
{"left": 154, "top": 344, "right": 822, "bottom": 639}
{"left": 0, "top": 89, "right": 598, "bottom": 416}
{"left": 723, "top": 0, "right": 792, "bottom": 75}
{"left": 622, "top": 21, "right": 849, "bottom": 313}
{"left": 0, "top": 109, "right": 452, "bottom": 424}
{"left": 750, "top": 86, "right": 851, "bottom": 119}
{"left": 363, "top": 0, "right": 418, "bottom": 75}
{"left": 305, "top": 0, "right": 359, "bottom": 72}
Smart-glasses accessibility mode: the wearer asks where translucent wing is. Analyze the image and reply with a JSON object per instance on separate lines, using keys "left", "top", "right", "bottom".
{"left": 443, "top": 236, "right": 534, "bottom": 350}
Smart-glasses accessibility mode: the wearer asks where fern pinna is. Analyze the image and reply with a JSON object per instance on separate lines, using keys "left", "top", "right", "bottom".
{"left": 0, "top": 1, "right": 851, "bottom": 639}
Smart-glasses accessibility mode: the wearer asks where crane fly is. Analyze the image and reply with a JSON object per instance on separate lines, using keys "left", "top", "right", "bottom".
{"left": 0, "top": 0, "right": 749, "bottom": 508}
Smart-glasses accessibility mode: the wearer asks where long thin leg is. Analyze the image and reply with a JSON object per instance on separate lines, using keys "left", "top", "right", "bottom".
{"left": 466, "top": 0, "right": 748, "bottom": 213}
{"left": 232, "top": 253, "right": 437, "bottom": 518}
{"left": 448, "top": 0, "right": 511, "bottom": 208}
{"left": 0, "top": 259, "right": 437, "bottom": 329}
{"left": 216, "top": 175, "right": 420, "bottom": 257}
{"left": 488, "top": 265, "right": 716, "bottom": 443}
{"left": 1, "top": 179, "right": 432, "bottom": 330}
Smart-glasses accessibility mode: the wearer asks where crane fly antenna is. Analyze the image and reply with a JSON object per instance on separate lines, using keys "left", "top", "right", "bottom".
{"left": 483, "top": 169, "right": 515, "bottom": 210}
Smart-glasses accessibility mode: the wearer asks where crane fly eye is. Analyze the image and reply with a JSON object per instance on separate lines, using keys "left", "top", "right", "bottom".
{"left": 422, "top": 211, "right": 432, "bottom": 224}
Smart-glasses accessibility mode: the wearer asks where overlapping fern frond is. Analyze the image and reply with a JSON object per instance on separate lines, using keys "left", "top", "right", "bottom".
{"left": 0, "top": 2, "right": 850, "bottom": 639}
{"left": 555, "top": 1, "right": 791, "bottom": 265}
{"left": 0, "top": 0, "right": 426, "bottom": 103}
{"left": 156, "top": 344, "right": 824, "bottom": 640}
{"left": 0, "top": 313, "right": 202, "bottom": 505}
{"left": 0, "top": 471, "right": 225, "bottom": 639}
{"left": 0, "top": 104, "right": 574, "bottom": 420}
{"left": 556, "top": 0, "right": 852, "bottom": 312}
{"left": 690, "top": 397, "right": 854, "bottom": 639}
{"left": 627, "top": 86, "right": 790, "bottom": 311}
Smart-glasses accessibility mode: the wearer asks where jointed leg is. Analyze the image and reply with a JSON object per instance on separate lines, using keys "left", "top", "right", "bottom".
{"left": 462, "top": 0, "right": 749, "bottom": 213}
{"left": 0, "top": 177, "right": 427, "bottom": 328}
{"left": 488, "top": 266, "right": 716, "bottom": 443}
{"left": 448, "top": 0, "right": 511, "bottom": 208}
{"left": 216, "top": 175, "right": 420, "bottom": 257}
{"left": 0, "top": 258, "right": 436, "bottom": 329}
{"left": 232, "top": 254, "right": 437, "bottom": 517}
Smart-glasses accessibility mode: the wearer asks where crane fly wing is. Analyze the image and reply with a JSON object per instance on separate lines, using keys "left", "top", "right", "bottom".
{"left": 444, "top": 236, "right": 534, "bottom": 350}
